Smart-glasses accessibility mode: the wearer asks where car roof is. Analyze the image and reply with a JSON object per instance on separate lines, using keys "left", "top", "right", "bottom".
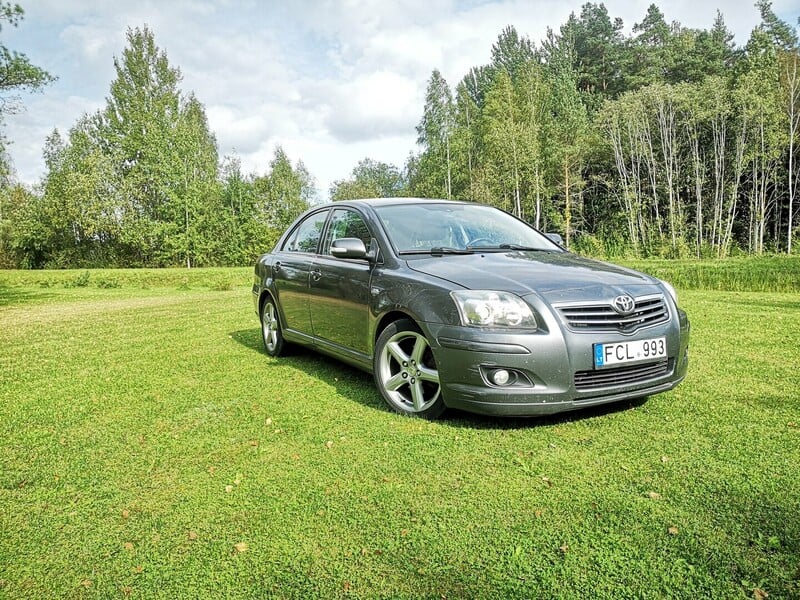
{"left": 337, "top": 197, "right": 475, "bottom": 210}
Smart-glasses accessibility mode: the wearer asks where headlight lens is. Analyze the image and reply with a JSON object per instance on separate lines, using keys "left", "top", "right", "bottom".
{"left": 660, "top": 279, "right": 678, "bottom": 305}
{"left": 451, "top": 290, "right": 537, "bottom": 328}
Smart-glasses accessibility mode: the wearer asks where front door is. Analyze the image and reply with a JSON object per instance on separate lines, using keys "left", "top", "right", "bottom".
{"left": 308, "top": 208, "right": 374, "bottom": 356}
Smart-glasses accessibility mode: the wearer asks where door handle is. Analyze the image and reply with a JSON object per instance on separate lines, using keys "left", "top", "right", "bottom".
{"left": 272, "top": 261, "right": 281, "bottom": 273}
{"left": 311, "top": 268, "right": 322, "bottom": 282}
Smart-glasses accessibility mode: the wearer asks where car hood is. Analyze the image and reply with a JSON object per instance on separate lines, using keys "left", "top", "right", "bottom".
{"left": 405, "top": 251, "right": 661, "bottom": 303}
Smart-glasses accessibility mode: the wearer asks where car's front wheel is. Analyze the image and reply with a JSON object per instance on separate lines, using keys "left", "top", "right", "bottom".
{"left": 374, "top": 319, "right": 445, "bottom": 419}
{"left": 260, "top": 295, "right": 286, "bottom": 356}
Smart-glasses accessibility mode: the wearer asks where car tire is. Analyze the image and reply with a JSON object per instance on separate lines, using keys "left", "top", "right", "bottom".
{"left": 374, "top": 319, "right": 445, "bottom": 419}
{"left": 260, "top": 295, "right": 286, "bottom": 356}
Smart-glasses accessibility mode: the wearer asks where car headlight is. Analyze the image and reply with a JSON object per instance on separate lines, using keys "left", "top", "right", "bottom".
{"left": 450, "top": 290, "right": 537, "bottom": 328}
{"left": 660, "top": 279, "right": 678, "bottom": 305}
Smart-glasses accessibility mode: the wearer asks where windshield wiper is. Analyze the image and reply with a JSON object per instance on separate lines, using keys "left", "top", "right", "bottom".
{"left": 497, "top": 243, "right": 550, "bottom": 251}
{"left": 463, "top": 243, "right": 544, "bottom": 252}
{"left": 430, "top": 246, "right": 475, "bottom": 256}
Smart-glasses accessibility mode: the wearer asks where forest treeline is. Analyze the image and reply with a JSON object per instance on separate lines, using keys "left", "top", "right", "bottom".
{"left": 1, "top": 1, "right": 799, "bottom": 268}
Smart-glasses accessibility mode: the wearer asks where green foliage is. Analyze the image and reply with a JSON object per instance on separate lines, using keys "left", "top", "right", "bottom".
{"left": 0, "top": 267, "right": 798, "bottom": 597}
{"left": 409, "top": 69, "right": 456, "bottom": 199}
{"left": 4, "top": 3, "right": 800, "bottom": 267}
{"left": 252, "top": 146, "right": 315, "bottom": 232}
{"left": 329, "top": 158, "right": 407, "bottom": 200}
{"left": 0, "top": 2, "right": 55, "bottom": 187}
{"left": 403, "top": 5, "right": 800, "bottom": 260}
{"left": 0, "top": 2, "right": 55, "bottom": 101}
{"left": 1, "top": 26, "right": 313, "bottom": 268}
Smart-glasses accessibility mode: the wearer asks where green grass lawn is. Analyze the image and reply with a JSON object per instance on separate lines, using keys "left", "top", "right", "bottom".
{"left": 0, "top": 266, "right": 798, "bottom": 598}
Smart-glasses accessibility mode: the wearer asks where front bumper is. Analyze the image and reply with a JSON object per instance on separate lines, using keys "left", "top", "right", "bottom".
{"left": 425, "top": 308, "right": 690, "bottom": 417}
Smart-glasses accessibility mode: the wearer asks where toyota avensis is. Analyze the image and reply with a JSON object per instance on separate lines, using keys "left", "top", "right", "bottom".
{"left": 252, "top": 198, "right": 689, "bottom": 419}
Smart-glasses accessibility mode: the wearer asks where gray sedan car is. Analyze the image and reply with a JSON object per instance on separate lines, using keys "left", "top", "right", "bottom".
{"left": 253, "top": 198, "right": 689, "bottom": 419}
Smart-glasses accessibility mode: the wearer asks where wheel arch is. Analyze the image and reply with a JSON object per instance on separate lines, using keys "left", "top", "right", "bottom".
{"left": 258, "top": 289, "right": 273, "bottom": 315}
{"left": 374, "top": 310, "right": 419, "bottom": 348}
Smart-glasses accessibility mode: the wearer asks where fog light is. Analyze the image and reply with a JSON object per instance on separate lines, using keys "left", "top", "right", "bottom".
{"left": 491, "top": 369, "right": 511, "bottom": 386}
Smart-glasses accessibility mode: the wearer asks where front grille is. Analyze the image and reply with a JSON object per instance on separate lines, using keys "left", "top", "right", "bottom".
{"left": 574, "top": 358, "right": 671, "bottom": 391}
{"left": 557, "top": 295, "right": 668, "bottom": 333}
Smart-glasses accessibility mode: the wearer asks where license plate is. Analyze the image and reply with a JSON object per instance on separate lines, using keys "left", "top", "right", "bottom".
{"left": 594, "top": 337, "right": 667, "bottom": 368}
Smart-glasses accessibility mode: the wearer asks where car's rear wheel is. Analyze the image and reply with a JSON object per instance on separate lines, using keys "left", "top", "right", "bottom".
{"left": 260, "top": 295, "right": 285, "bottom": 356}
{"left": 374, "top": 319, "right": 445, "bottom": 419}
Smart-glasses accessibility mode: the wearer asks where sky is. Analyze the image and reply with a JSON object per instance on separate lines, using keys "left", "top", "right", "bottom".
{"left": 3, "top": 0, "right": 798, "bottom": 200}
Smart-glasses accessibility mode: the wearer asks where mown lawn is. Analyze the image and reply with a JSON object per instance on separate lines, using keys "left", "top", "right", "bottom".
{"left": 0, "top": 266, "right": 798, "bottom": 599}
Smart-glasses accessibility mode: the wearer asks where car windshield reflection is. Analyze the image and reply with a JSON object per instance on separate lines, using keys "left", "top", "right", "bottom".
{"left": 373, "top": 202, "right": 561, "bottom": 255}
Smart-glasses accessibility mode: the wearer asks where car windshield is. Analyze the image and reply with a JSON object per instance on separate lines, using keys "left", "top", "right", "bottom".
{"left": 373, "top": 202, "right": 562, "bottom": 255}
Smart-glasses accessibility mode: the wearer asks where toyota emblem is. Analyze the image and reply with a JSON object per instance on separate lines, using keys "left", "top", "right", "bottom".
{"left": 612, "top": 295, "right": 636, "bottom": 315}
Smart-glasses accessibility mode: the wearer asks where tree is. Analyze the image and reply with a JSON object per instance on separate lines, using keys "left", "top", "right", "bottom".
{"left": 98, "top": 26, "right": 219, "bottom": 266}
{"left": 624, "top": 4, "right": 673, "bottom": 90}
{"left": 756, "top": 0, "right": 799, "bottom": 50}
{"left": 451, "top": 81, "right": 481, "bottom": 200}
{"left": 253, "top": 146, "right": 314, "bottom": 235}
{"left": 545, "top": 44, "right": 591, "bottom": 247}
{"left": 33, "top": 26, "right": 223, "bottom": 267}
{"left": 739, "top": 26, "right": 787, "bottom": 254}
{"left": 543, "top": 3, "right": 626, "bottom": 110}
{"left": 0, "top": 2, "right": 55, "bottom": 114}
{"left": 481, "top": 69, "right": 526, "bottom": 216}
{"left": 491, "top": 25, "right": 535, "bottom": 80}
{"left": 413, "top": 70, "right": 455, "bottom": 198}
{"left": 166, "top": 94, "right": 221, "bottom": 268}
{"left": 330, "top": 158, "right": 406, "bottom": 201}
{"left": 0, "top": 181, "right": 38, "bottom": 266}
{"left": 779, "top": 47, "right": 800, "bottom": 253}
{"left": 0, "top": 1, "right": 54, "bottom": 220}
{"left": 39, "top": 119, "right": 122, "bottom": 266}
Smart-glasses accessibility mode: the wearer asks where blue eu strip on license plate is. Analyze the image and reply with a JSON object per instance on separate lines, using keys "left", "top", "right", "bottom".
{"left": 594, "top": 337, "right": 667, "bottom": 368}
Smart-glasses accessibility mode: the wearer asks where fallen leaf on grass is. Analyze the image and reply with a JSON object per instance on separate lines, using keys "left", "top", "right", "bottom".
{"left": 668, "top": 526, "right": 679, "bottom": 535}
{"left": 753, "top": 588, "right": 768, "bottom": 600}
{"left": 325, "top": 440, "right": 334, "bottom": 449}
{"left": 661, "top": 455, "right": 669, "bottom": 463}
{"left": 80, "top": 579, "right": 92, "bottom": 588}
{"left": 121, "top": 509, "right": 130, "bottom": 519}
{"left": 234, "top": 542, "right": 248, "bottom": 553}
{"left": 559, "top": 544, "right": 569, "bottom": 553}
{"left": 133, "top": 565, "right": 144, "bottom": 574}
{"left": 265, "top": 418, "right": 273, "bottom": 426}
{"left": 123, "top": 542, "right": 134, "bottom": 551}
{"left": 188, "top": 531, "right": 198, "bottom": 541}
{"left": 647, "top": 491, "right": 662, "bottom": 500}
{"left": 541, "top": 477, "right": 552, "bottom": 487}
{"left": 225, "top": 485, "right": 234, "bottom": 493}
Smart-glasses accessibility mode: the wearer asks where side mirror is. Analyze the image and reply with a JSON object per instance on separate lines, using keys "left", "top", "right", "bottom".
{"left": 331, "top": 238, "right": 368, "bottom": 259}
{"left": 545, "top": 233, "right": 564, "bottom": 246}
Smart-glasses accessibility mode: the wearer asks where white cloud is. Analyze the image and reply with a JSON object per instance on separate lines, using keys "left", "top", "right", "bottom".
{"left": 322, "top": 70, "right": 421, "bottom": 142}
